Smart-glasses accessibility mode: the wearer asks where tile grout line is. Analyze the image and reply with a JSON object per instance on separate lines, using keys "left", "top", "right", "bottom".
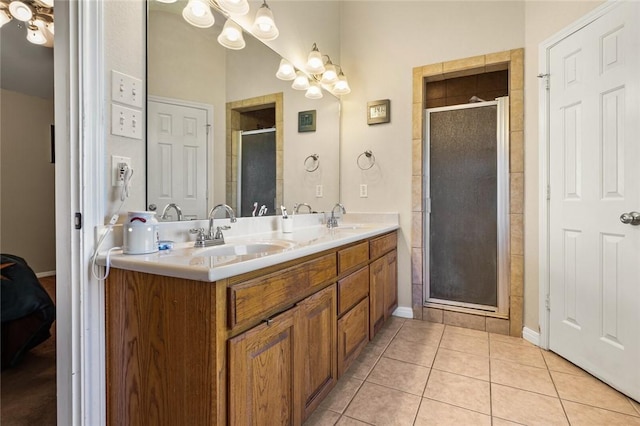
{"left": 541, "top": 347, "right": 571, "bottom": 424}
{"left": 411, "top": 323, "right": 446, "bottom": 425}
{"left": 335, "top": 319, "right": 405, "bottom": 425}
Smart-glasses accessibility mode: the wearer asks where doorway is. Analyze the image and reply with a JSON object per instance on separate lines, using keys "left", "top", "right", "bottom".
{"left": 542, "top": 0, "right": 640, "bottom": 401}
{"left": 238, "top": 128, "right": 277, "bottom": 217}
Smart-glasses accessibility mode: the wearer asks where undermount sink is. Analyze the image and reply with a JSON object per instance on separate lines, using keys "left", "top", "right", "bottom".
{"left": 196, "top": 240, "right": 296, "bottom": 257}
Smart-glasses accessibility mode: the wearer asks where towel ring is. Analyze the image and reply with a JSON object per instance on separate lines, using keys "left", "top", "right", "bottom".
{"left": 304, "top": 154, "right": 320, "bottom": 172}
{"left": 357, "top": 150, "right": 376, "bottom": 170}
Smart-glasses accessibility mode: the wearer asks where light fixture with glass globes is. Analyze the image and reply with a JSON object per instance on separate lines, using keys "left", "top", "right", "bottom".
{"left": 0, "top": 0, "right": 54, "bottom": 47}
{"left": 155, "top": 0, "right": 277, "bottom": 50}
{"left": 277, "top": 43, "right": 352, "bottom": 98}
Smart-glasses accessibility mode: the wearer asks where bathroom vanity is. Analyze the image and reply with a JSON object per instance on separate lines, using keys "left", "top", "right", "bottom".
{"left": 103, "top": 219, "right": 398, "bottom": 425}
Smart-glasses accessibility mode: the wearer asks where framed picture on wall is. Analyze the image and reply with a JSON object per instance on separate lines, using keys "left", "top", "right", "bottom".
{"left": 367, "top": 99, "right": 390, "bottom": 125}
{"left": 298, "top": 110, "right": 316, "bottom": 132}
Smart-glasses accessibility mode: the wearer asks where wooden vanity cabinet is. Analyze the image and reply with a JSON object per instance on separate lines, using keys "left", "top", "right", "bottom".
{"left": 336, "top": 266, "right": 370, "bottom": 377}
{"left": 106, "top": 230, "right": 398, "bottom": 425}
{"left": 369, "top": 232, "right": 398, "bottom": 339}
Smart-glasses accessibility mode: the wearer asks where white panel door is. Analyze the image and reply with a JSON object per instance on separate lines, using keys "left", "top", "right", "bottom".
{"left": 549, "top": 1, "right": 640, "bottom": 401}
{"left": 148, "top": 99, "right": 209, "bottom": 219}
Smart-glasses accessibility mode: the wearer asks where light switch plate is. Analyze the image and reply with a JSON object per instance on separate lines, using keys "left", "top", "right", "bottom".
{"left": 315, "top": 185, "right": 323, "bottom": 198}
{"left": 111, "top": 70, "right": 143, "bottom": 108}
{"left": 112, "top": 104, "right": 142, "bottom": 140}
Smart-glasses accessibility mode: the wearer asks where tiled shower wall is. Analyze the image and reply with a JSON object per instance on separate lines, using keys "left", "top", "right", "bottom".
{"left": 411, "top": 49, "right": 525, "bottom": 337}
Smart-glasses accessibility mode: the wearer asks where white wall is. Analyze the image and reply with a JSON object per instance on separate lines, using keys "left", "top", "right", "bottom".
{"left": 0, "top": 89, "right": 56, "bottom": 273}
{"left": 339, "top": 1, "right": 526, "bottom": 312}
{"left": 522, "top": 0, "right": 603, "bottom": 330}
{"left": 104, "top": 0, "right": 146, "bottom": 219}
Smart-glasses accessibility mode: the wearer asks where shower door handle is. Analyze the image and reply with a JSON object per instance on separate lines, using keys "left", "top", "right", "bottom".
{"left": 620, "top": 211, "right": 640, "bottom": 225}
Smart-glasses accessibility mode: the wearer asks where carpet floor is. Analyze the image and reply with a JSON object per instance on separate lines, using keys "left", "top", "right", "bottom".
{"left": 1, "top": 276, "right": 57, "bottom": 425}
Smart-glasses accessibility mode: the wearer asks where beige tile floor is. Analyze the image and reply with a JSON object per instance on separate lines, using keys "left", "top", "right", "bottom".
{"left": 305, "top": 317, "right": 640, "bottom": 426}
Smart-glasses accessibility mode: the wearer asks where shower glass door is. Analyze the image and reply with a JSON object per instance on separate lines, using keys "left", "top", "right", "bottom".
{"left": 424, "top": 98, "right": 509, "bottom": 313}
{"left": 238, "top": 128, "right": 276, "bottom": 217}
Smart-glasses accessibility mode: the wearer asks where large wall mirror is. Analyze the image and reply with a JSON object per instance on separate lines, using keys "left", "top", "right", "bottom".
{"left": 146, "top": 1, "right": 341, "bottom": 220}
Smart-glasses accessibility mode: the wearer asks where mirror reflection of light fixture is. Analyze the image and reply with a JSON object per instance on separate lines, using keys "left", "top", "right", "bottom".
{"left": 182, "top": 0, "right": 215, "bottom": 28}
{"left": 251, "top": 0, "right": 278, "bottom": 41}
{"left": 320, "top": 60, "right": 338, "bottom": 85}
{"left": 217, "top": 18, "right": 245, "bottom": 49}
{"left": 0, "top": 0, "right": 54, "bottom": 46}
{"left": 275, "top": 59, "right": 296, "bottom": 81}
{"left": 217, "top": 0, "right": 249, "bottom": 15}
{"left": 305, "top": 82, "right": 323, "bottom": 100}
{"left": 291, "top": 71, "right": 310, "bottom": 90}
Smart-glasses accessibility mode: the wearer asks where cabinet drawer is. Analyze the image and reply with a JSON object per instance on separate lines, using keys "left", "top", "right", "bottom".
{"left": 338, "top": 242, "right": 369, "bottom": 274}
{"left": 228, "top": 254, "right": 336, "bottom": 329}
{"left": 370, "top": 232, "right": 397, "bottom": 259}
{"left": 337, "top": 266, "right": 369, "bottom": 316}
{"left": 337, "top": 297, "right": 369, "bottom": 377}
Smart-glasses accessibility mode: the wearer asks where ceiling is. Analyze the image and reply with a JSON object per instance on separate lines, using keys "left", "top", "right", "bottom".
{"left": 1, "top": 21, "right": 54, "bottom": 99}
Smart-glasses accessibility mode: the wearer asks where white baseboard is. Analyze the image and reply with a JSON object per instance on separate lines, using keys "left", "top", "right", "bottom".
{"left": 392, "top": 306, "right": 414, "bottom": 319}
{"left": 523, "top": 327, "right": 540, "bottom": 347}
{"left": 36, "top": 270, "right": 56, "bottom": 278}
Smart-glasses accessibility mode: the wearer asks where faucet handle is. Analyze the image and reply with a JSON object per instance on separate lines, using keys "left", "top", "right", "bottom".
{"left": 189, "top": 228, "right": 207, "bottom": 246}
{"left": 214, "top": 225, "right": 231, "bottom": 240}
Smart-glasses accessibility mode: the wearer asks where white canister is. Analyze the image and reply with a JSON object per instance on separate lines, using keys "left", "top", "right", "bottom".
{"left": 123, "top": 211, "right": 159, "bottom": 254}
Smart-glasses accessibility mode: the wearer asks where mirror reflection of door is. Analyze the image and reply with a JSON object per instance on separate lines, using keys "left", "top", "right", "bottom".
{"left": 147, "top": 97, "right": 210, "bottom": 219}
{"left": 238, "top": 129, "right": 276, "bottom": 217}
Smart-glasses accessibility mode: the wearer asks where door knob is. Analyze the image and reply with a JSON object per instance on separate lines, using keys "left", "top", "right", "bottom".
{"left": 620, "top": 211, "right": 640, "bottom": 225}
{"left": 148, "top": 204, "right": 157, "bottom": 211}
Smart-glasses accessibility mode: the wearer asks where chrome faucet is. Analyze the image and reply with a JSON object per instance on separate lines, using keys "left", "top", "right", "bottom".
{"left": 160, "top": 203, "right": 183, "bottom": 221}
{"left": 294, "top": 203, "right": 313, "bottom": 214}
{"left": 327, "top": 203, "right": 346, "bottom": 228}
{"left": 190, "top": 204, "right": 237, "bottom": 247}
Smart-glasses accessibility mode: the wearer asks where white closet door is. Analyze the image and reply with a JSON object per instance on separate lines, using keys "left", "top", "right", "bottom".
{"left": 548, "top": 1, "right": 640, "bottom": 401}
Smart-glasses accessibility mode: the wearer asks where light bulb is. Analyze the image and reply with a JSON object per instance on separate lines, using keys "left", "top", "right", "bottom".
{"left": 217, "top": 0, "right": 249, "bottom": 15}
{"left": 291, "top": 72, "right": 310, "bottom": 90}
{"left": 9, "top": 1, "right": 33, "bottom": 21}
{"left": 252, "top": 3, "right": 278, "bottom": 41}
{"left": 321, "top": 64, "right": 338, "bottom": 84}
{"left": 306, "top": 47, "right": 325, "bottom": 74}
{"left": 182, "top": 0, "right": 214, "bottom": 28}
{"left": 305, "top": 82, "right": 323, "bottom": 100}
{"left": 218, "top": 19, "right": 245, "bottom": 50}
{"left": 276, "top": 59, "right": 296, "bottom": 80}
{"left": 27, "top": 25, "right": 46, "bottom": 45}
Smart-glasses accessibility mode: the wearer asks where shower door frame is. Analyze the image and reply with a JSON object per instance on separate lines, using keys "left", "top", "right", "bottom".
{"left": 423, "top": 98, "right": 510, "bottom": 315}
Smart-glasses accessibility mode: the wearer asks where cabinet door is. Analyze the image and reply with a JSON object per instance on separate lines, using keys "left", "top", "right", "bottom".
{"left": 228, "top": 306, "right": 302, "bottom": 425}
{"left": 384, "top": 250, "right": 398, "bottom": 319}
{"left": 369, "top": 256, "right": 386, "bottom": 339}
{"left": 337, "top": 296, "right": 369, "bottom": 377}
{"left": 298, "top": 285, "right": 337, "bottom": 420}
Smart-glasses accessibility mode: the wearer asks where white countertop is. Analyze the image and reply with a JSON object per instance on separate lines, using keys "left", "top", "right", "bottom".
{"left": 97, "top": 213, "right": 398, "bottom": 282}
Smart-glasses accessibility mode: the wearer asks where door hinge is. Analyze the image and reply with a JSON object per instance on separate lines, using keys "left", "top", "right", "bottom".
{"left": 74, "top": 212, "right": 82, "bottom": 230}
{"left": 205, "top": 124, "right": 211, "bottom": 135}
{"left": 537, "top": 73, "right": 550, "bottom": 90}
{"left": 546, "top": 185, "right": 551, "bottom": 201}
{"left": 545, "top": 294, "right": 551, "bottom": 311}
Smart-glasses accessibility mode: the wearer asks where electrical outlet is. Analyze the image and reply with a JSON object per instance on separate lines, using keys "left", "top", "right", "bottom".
{"left": 359, "top": 184, "right": 368, "bottom": 198}
{"left": 112, "top": 155, "right": 131, "bottom": 187}
{"left": 315, "top": 185, "right": 323, "bottom": 198}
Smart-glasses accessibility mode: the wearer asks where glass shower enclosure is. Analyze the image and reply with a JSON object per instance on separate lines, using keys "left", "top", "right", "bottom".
{"left": 423, "top": 97, "right": 509, "bottom": 314}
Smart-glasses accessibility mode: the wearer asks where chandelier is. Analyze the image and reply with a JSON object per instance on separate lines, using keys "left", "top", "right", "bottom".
{"left": 0, "top": 0, "right": 54, "bottom": 47}
{"left": 156, "top": 0, "right": 278, "bottom": 50}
